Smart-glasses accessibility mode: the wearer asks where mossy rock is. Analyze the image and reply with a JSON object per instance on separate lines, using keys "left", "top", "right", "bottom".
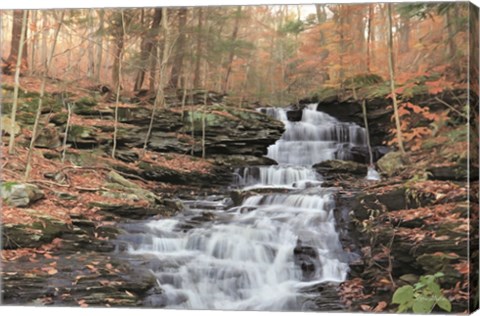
{"left": 50, "top": 112, "right": 68, "bottom": 125}
{"left": 2, "top": 211, "right": 68, "bottom": 249}
{"left": 1, "top": 183, "right": 44, "bottom": 207}
{"left": 427, "top": 164, "right": 469, "bottom": 181}
{"left": 416, "top": 253, "right": 463, "bottom": 286}
{"left": 343, "top": 73, "right": 384, "bottom": 89}
{"left": 67, "top": 125, "right": 96, "bottom": 141}
{"left": 15, "top": 112, "right": 36, "bottom": 126}
{"left": 313, "top": 159, "right": 367, "bottom": 175}
{"left": 64, "top": 150, "right": 99, "bottom": 167}
{"left": 76, "top": 96, "right": 97, "bottom": 107}
{"left": 377, "top": 151, "right": 407, "bottom": 177}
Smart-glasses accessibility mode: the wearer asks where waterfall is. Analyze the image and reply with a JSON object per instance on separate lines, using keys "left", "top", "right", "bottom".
{"left": 265, "top": 105, "right": 366, "bottom": 165}
{"left": 121, "top": 104, "right": 364, "bottom": 311}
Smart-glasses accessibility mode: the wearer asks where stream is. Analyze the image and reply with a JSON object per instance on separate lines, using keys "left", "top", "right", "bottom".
{"left": 118, "top": 104, "right": 368, "bottom": 311}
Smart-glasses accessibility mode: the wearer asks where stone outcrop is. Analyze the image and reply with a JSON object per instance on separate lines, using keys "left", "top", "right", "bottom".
{"left": 1, "top": 183, "right": 45, "bottom": 207}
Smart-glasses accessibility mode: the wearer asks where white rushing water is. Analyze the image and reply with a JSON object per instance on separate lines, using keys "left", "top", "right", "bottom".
{"left": 124, "top": 104, "right": 367, "bottom": 311}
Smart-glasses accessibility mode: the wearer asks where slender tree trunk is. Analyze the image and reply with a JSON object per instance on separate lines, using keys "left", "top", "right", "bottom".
{"left": 112, "top": 12, "right": 127, "bottom": 89}
{"left": 95, "top": 10, "right": 104, "bottom": 82}
{"left": 112, "top": 11, "right": 126, "bottom": 159}
{"left": 87, "top": 9, "right": 95, "bottom": 78}
{"left": 445, "top": 7, "right": 458, "bottom": 76}
{"left": 366, "top": 4, "right": 373, "bottom": 72}
{"left": 338, "top": 6, "right": 345, "bottom": 85}
{"left": 148, "top": 43, "right": 158, "bottom": 93}
{"left": 222, "top": 6, "right": 242, "bottom": 94}
{"left": 362, "top": 100, "right": 374, "bottom": 165}
{"left": 24, "top": 11, "right": 65, "bottom": 181}
{"left": 61, "top": 98, "right": 72, "bottom": 163}
{"left": 143, "top": 8, "right": 170, "bottom": 153}
{"left": 134, "top": 8, "right": 162, "bottom": 91}
{"left": 8, "top": 10, "right": 28, "bottom": 154}
{"left": 193, "top": 7, "right": 204, "bottom": 88}
{"left": 41, "top": 11, "right": 48, "bottom": 66}
{"left": 399, "top": 15, "right": 410, "bottom": 54}
{"left": 29, "top": 10, "right": 37, "bottom": 75}
{"left": 387, "top": 4, "right": 405, "bottom": 154}
{"left": 238, "top": 59, "right": 250, "bottom": 108}
{"left": 169, "top": 8, "right": 188, "bottom": 88}
{"left": 8, "top": 10, "right": 28, "bottom": 69}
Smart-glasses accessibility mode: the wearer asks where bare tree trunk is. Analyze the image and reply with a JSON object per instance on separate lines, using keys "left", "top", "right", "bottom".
{"left": 222, "top": 6, "right": 242, "bottom": 94}
{"left": 112, "top": 12, "right": 127, "bottom": 89}
{"left": 193, "top": 7, "right": 204, "bottom": 88}
{"left": 112, "top": 11, "right": 126, "bottom": 159}
{"left": 95, "top": 10, "right": 104, "bottom": 82}
{"left": 87, "top": 9, "right": 95, "bottom": 78}
{"left": 143, "top": 8, "right": 171, "bottom": 153}
{"left": 134, "top": 8, "right": 162, "bottom": 91}
{"left": 61, "top": 98, "right": 72, "bottom": 163}
{"left": 8, "top": 10, "right": 28, "bottom": 69}
{"left": 169, "top": 8, "right": 188, "bottom": 89}
{"left": 41, "top": 11, "right": 48, "bottom": 66}
{"left": 399, "top": 15, "right": 410, "bottom": 54}
{"left": 148, "top": 43, "right": 158, "bottom": 93}
{"left": 387, "top": 3, "right": 405, "bottom": 154}
{"left": 8, "top": 10, "right": 28, "bottom": 154}
{"left": 29, "top": 10, "right": 37, "bottom": 75}
{"left": 24, "top": 11, "right": 65, "bottom": 181}
{"left": 362, "top": 100, "right": 374, "bottom": 165}
{"left": 366, "top": 4, "right": 374, "bottom": 72}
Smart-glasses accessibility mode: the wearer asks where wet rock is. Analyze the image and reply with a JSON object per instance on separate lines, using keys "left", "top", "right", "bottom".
{"left": 350, "top": 146, "right": 390, "bottom": 163}
{"left": 286, "top": 109, "right": 302, "bottom": 121}
{"left": 313, "top": 160, "right": 367, "bottom": 176}
{"left": 213, "top": 154, "right": 278, "bottom": 167}
{"left": 90, "top": 199, "right": 180, "bottom": 220}
{"left": 293, "top": 240, "right": 320, "bottom": 281}
{"left": 377, "top": 151, "right": 406, "bottom": 177}
{"left": 1, "top": 182, "right": 45, "bottom": 207}
{"left": 351, "top": 187, "right": 407, "bottom": 220}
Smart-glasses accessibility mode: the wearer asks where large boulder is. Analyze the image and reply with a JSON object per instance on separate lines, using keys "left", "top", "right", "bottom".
{"left": 1, "top": 183, "right": 45, "bottom": 207}
{"left": 377, "top": 151, "right": 406, "bottom": 177}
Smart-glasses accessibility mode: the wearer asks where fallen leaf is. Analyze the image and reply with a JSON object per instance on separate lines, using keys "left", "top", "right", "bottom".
{"left": 47, "top": 268, "right": 58, "bottom": 275}
{"left": 373, "top": 301, "right": 388, "bottom": 312}
{"left": 360, "top": 304, "right": 372, "bottom": 311}
{"left": 125, "top": 290, "right": 135, "bottom": 297}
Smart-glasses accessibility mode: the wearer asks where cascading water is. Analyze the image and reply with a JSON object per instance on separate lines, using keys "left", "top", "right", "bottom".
{"left": 120, "top": 104, "right": 367, "bottom": 311}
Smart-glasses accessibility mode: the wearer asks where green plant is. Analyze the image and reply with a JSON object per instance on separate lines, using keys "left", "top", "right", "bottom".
{"left": 392, "top": 272, "right": 451, "bottom": 313}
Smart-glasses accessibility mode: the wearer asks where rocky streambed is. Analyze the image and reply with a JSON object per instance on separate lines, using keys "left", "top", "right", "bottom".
{"left": 1, "top": 87, "right": 474, "bottom": 312}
